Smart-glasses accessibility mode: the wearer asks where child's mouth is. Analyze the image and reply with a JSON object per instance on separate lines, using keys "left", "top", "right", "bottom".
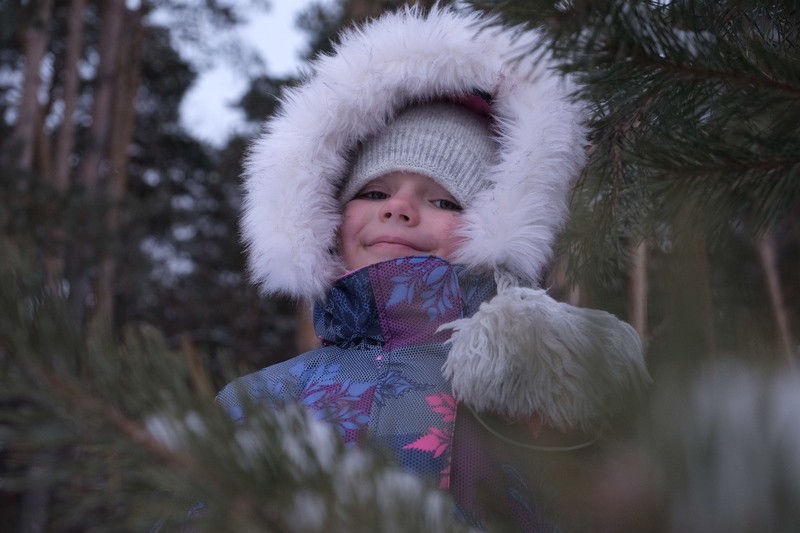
{"left": 368, "top": 238, "right": 427, "bottom": 254}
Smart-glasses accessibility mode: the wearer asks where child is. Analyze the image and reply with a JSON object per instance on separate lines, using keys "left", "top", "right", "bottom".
{"left": 219, "top": 6, "right": 648, "bottom": 531}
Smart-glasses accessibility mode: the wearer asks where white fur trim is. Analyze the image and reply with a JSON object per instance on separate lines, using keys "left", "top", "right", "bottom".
{"left": 439, "top": 274, "right": 650, "bottom": 432}
{"left": 241, "top": 5, "right": 587, "bottom": 300}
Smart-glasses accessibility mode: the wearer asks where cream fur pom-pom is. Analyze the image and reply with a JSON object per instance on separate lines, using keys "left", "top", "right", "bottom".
{"left": 439, "top": 273, "right": 650, "bottom": 432}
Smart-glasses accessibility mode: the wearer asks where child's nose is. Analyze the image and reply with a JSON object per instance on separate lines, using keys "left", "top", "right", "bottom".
{"left": 380, "top": 195, "right": 420, "bottom": 225}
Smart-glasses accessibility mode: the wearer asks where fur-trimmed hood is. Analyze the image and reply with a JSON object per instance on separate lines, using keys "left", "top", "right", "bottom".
{"left": 241, "top": 5, "right": 587, "bottom": 301}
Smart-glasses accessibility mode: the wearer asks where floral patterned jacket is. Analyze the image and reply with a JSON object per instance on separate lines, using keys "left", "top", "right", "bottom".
{"left": 217, "top": 256, "right": 560, "bottom": 531}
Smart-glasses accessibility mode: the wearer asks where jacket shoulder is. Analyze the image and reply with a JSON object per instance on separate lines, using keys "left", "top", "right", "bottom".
{"left": 215, "top": 347, "right": 337, "bottom": 420}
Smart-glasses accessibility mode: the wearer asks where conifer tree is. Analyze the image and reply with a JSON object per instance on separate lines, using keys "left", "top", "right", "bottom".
{"left": 467, "top": 0, "right": 799, "bottom": 364}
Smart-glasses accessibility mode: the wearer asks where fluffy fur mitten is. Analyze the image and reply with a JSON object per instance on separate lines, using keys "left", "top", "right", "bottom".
{"left": 439, "top": 273, "right": 649, "bottom": 432}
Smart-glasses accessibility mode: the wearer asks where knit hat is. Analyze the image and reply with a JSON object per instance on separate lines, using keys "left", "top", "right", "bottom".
{"left": 339, "top": 101, "right": 497, "bottom": 207}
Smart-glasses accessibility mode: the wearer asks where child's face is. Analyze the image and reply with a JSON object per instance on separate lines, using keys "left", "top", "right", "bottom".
{"left": 339, "top": 171, "right": 464, "bottom": 271}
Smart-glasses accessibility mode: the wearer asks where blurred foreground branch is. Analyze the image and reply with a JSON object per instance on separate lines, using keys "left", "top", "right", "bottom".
{"left": 0, "top": 240, "right": 461, "bottom": 532}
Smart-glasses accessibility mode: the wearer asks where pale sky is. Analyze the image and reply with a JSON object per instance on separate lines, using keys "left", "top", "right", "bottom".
{"left": 179, "top": 1, "right": 322, "bottom": 146}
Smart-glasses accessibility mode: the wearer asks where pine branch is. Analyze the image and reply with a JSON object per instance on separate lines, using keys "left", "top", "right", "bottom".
{"left": 0, "top": 240, "right": 464, "bottom": 531}
{"left": 468, "top": 0, "right": 800, "bottom": 287}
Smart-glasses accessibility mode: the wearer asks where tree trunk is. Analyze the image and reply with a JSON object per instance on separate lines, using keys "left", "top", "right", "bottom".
{"left": 90, "top": 5, "right": 145, "bottom": 336}
{"left": 52, "top": 0, "right": 88, "bottom": 191}
{"left": 756, "top": 232, "right": 795, "bottom": 363}
{"left": 70, "top": 0, "right": 126, "bottom": 328}
{"left": 14, "top": 4, "right": 55, "bottom": 531}
{"left": 12, "top": 0, "right": 53, "bottom": 171}
{"left": 295, "top": 303, "right": 321, "bottom": 354}
{"left": 406, "top": 0, "right": 441, "bottom": 7}
{"left": 34, "top": 89, "right": 54, "bottom": 179}
{"left": 628, "top": 241, "right": 648, "bottom": 337}
{"left": 43, "top": 0, "right": 88, "bottom": 291}
{"left": 342, "top": 0, "right": 384, "bottom": 20}
{"left": 665, "top": 230, "right": 716, "bottom": 363}
{"left": 76, "top": 0, "right": 125, "bottom": 190}
{"left": 547, "top": 256, "right": 581, "bottom": 306}
{"left": 17, "top": 452, "right": 55, "bottom": 533}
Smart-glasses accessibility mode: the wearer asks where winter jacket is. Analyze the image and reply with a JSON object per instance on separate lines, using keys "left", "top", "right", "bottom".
{"left": 218, "top": 255, "right": 564, "bottom": 531}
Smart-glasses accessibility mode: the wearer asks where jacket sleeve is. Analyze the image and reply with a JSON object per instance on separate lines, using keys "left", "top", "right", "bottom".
{"left": 215, "top": 356, "right": 306, "bottom": 422}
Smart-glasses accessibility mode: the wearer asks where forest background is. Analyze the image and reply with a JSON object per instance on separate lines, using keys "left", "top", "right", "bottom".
{"left": 1, "top": 0, "right": 798, "bottom": 531}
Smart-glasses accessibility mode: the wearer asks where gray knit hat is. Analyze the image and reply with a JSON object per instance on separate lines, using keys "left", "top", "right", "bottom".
{"left": 340, "top": 101, "right": 497, "bottom": 206}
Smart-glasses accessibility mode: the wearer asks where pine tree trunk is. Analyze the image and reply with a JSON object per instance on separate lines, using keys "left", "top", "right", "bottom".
{"left": 406, "top": 0, "right": 439, "bottom": 7}
{"left": 76, "top": 0, "right": 125, "bottom": 190}
{"left": 547, "top": 256, "right": 581, "bottom": 306}
{"left": 70, "top": 0, "right": 126, "bottom": 328}
{"left": 43, "top": 0, "right": 88, "bottom": 291}
{"left": 295, "top": 303, "right": 321, "bottom": 354}
{"left": 52, "top": 0, "right": 88, "bottom": 191}
{"left": 91, "top": 5, "right": 145, "bottom": 335}
{"left": 17, "top": 452, "right": 55, "bottom": 533}
{"left": 11, "top": 0, "right": 53, "bottom": 171}
{"left": 34, "top": 91, "right": 53, "bottom": 179}
{"left": 342, "top": 0, "right": 384, "bottom": 20}
{"left": 14, "top": 5, "right": 55, "bottom": 529}
{"left": 628, "top": 241, "right": 648, "bottom": 337}
{"left": 666, "top": 231, "right": 716, "bottom": 361}
{"left": 756, "top": 232, "right": 795, "bottom": 363}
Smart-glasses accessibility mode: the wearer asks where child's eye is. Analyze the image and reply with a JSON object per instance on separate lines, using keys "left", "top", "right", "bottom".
{"left": 433, "top": 199, "right": 463, "bottom": 211}
{"left": 356, "top": 190, "right": 389, "bottom": 200}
